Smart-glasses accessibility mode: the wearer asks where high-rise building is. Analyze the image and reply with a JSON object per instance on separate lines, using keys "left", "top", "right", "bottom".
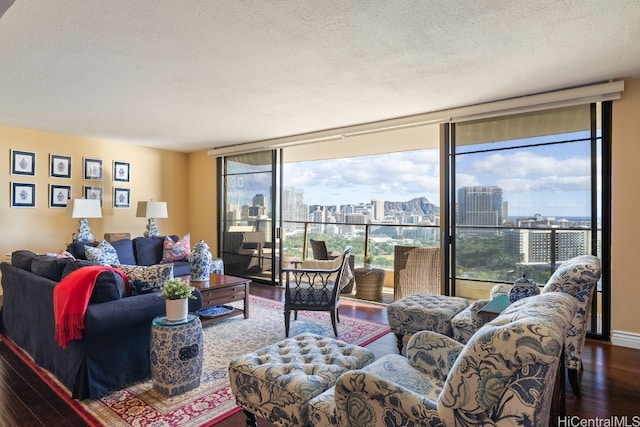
{"left": 253, "top": 194, "right": 266, "bottom": 207}
{"left": 282, "top": 186, "right": 308, "bottom": 223}
{"left": 457, "top": 185, "right": 504, "bottom": 226}
{"left": 504, "top": 229, "right": 589, "bottom": 264}
{"left": 372, "top": 198, "right": 385, "bottom": 221}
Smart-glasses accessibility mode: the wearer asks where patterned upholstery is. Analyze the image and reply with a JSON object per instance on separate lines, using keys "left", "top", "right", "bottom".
{"left": 387, "top": 294, "right": 469, "bottom": 352}
{"left": 228, "top": 332, "right": 375, "bottom": 427}
{"left": 450, "top": 255, "right": 601, "bottom": 397}
{"left": 542, "top": 254, "right": 601, "bottom": 395}
{"left": 451, "top": 282, "right": 513, "bottom": 343}
{"left": 309, "top": 292, "right": 578, "bottom": 427}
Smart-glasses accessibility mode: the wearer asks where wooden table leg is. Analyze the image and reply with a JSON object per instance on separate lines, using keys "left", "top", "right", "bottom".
{"left": 550, "top": 348, "right": 566, "bottom": 427}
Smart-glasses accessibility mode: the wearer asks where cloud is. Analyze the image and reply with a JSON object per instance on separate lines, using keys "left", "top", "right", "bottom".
{"left": 469, "top": 150, "right": 590, "bottom": 178}
{"left": 283, "top": 150, "right": 440, "bottom": 203}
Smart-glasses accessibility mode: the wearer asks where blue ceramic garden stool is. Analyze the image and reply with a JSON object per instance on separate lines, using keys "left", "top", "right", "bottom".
{"left": 150, "top": 314, "right": 203, "bottom": 396}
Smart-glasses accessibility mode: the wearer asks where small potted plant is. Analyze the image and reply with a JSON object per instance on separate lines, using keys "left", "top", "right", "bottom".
{"left": 363, "top": 255, "right": 374, "bottom": 270}
{"left": 160, "top": 278, "right": 196, "bottom": 321}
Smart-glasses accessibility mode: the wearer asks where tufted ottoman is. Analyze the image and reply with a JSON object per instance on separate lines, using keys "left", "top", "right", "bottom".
{"left": 228, "top": 332, "right": 375, "bottom": 427}
{"left": 387, "top": 293, "right": 469, "bottom": 353}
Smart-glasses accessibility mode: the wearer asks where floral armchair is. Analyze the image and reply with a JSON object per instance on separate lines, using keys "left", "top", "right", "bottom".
{"left": 541, "top": 254, "right": 601, "bottom": 397}
{"left": 308, "top": 292, "right": 578, "bottom": 427}
{"left": 450, "top": 254, "right": 601, "bottom": 397}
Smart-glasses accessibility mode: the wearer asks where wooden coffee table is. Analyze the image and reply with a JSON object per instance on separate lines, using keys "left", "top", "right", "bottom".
{"left": 190, "top": 274, "right": 250, "bottom": 326}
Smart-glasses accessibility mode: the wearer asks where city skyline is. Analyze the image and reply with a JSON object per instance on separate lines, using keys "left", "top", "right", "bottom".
{"left": 283, "top": 137, "right": 597, "bottom": 217}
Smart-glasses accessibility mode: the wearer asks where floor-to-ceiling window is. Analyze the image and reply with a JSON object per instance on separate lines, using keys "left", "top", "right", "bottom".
{"left": 279, "top": 123, "right": 441, "bottom": 275}
{"left": 218, "top": 151, "right": 280, "bottom": 284}
{"left": 449, "top": 103, "right": 610, "bottom": 339}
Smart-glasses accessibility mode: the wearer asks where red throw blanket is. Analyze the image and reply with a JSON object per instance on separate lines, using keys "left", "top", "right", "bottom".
{"left": 54, "top": 266, "right": 129, "bottom": 349}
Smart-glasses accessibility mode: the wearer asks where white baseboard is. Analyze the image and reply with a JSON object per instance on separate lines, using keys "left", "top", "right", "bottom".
{"left": 611, "top": 330, "right": 640, "bottom": 349}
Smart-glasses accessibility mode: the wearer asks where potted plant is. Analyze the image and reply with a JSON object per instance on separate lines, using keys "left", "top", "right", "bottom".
{"left": 160, "top": 278, "right": 196, "bottom": 321}
{"left": 363, "top": 255, "right": 374, "bottom": 270}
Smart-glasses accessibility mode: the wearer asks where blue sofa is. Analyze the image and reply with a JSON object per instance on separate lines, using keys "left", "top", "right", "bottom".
{"left": 0, "top": 248, "right": 202, "bottom": 400}
{"left": 66, "top": 235, "right": 191, "bottom": 277}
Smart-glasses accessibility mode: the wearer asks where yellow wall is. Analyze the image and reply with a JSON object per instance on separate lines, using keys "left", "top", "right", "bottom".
{"left": 0, "top": 126, "right": 190, "bottom": 258}
{"left": 611, "top": 78, "right": 640, "bottom": 339}
{"left": 186, "top": 150, "right": 218, "bottom": 253}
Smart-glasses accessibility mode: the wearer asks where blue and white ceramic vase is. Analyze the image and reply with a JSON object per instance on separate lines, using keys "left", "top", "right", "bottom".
{"left": 508, "top": 274, "right": 540, "bottom": 303}
{"left": 188, "top": 239, "right": 213, "bottom": 282}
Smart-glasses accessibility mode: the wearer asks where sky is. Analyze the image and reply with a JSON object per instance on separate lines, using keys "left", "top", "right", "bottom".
{"left": 282, "top": 137, "right": 598, "bottom": 218}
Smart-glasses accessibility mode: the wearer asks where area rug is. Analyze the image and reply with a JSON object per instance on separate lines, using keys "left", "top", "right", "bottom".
{"left": 6, "top": 295, "right": 390, "bottom": 427}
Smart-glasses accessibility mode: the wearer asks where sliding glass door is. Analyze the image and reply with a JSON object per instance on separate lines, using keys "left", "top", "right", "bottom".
{"left": 218, "top": 151, "right": 281, "bottom": 285}
{"left": 447, "top": 103, "right": 610, "bottom": 339}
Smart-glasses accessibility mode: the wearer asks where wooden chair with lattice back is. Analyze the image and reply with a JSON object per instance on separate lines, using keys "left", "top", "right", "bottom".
{"left": 283, "top": 247, "right": 353, "bottom": 337}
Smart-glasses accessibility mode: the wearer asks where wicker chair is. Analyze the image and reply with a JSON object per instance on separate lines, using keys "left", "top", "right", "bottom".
{"left": 310, "top": 239, "right": 355, "bottom": 293}
{"left": 310, "top": 239, "right": 337, "bottom": 260}
{"left": 393, "top": 246, "right": 441, "bottom": 300}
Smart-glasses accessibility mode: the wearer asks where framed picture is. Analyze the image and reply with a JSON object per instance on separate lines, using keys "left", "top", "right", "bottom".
{"left": 11, "top": 150, "right": 36, "bottom": 176}
{"left": 50, "top": 154, "right": 72, "bottom": 179}
{"left": 49, "top": 184, "right": 71, "bottom": 208}
{"left": 113, "top": 187, "right": 131, "bottom": 208}
{"left": 11, "top": 182, "right": 36, "bottom": 207}
{"left": 83, "top": 157, "right": 103, "bottom": 181}
{"left": 113, "top": 161, "right": 130, "bottom": 182}
{"left": 83, "top": 185, "right": 103, "bottom": 205}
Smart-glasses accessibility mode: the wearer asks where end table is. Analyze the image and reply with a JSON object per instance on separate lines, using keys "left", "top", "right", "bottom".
{"left": 150, "top": 314, "right": 203, "bottom": 396}
{"left": 354, "top": 267, "right": 386, "bottom": 302}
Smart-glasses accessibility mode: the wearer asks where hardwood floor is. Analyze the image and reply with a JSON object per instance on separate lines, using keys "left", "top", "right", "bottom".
{"left": 1, "top": 283, "right": 639, "bottom": 426}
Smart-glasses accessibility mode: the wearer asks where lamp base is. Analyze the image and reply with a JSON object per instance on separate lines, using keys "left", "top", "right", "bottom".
{"left": 144, "top": 218, "right": 160, "bottom": 238}
{"left": 75, "top": 218, "right": 94, "bottom": 242}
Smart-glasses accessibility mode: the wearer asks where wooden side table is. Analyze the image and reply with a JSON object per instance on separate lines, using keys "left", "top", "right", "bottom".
{"left": 191, "top": 274, "right": 250, "bottom": 325}
{"left": 354, "top": 268, "right": 385, "bottom": 302}
{"left": 478, "top": 294, "right": 511, "bottom": 324}
{"left": 103, "top": 232, "right": 131, "bottom": 243}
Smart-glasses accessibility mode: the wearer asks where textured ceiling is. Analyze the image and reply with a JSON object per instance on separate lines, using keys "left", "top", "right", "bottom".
{"left": 1, "top": 1, "right": 640, "bottom": 153}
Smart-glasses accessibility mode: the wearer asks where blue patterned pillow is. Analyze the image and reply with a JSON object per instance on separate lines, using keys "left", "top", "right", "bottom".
{"left": 116, "top": 264, "right": 174, "bottom": 295}
{"left": 85, "top": 240, "right": 121, "bottom": 265}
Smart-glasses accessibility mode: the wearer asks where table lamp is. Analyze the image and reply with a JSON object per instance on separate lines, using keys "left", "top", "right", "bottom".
{"left": 136, "top": 201, "right": 168, "bottom": 237}
{"left": 70, "top": 198, "right": 102, "bottom": 242}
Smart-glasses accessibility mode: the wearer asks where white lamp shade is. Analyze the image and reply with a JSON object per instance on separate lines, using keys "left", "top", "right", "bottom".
{"left": 136, "top": 201, "right": 168, "bottom": 218}
{"left": 70, "top": 198, "right": 102, "bottom": 218}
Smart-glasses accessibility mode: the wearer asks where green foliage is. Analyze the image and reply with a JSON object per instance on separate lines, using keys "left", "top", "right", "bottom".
{"left": 159, "top": 278, "right": 196, "bottom": 300}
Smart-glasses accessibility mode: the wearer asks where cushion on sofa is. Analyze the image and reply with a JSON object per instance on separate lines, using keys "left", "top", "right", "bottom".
{"left": 85, "top": 240, "right": 121, "bottom": 265}
{"left": 109, "top": 238, "right": 137, "bottom": 265}
{"left": 162, "top": 233, "right": 191, "bottom": 262}
{"left": 115, "top": 263, "right": 174, "bottom": 295}
{"left": 66, "top": 240, "right": 99, "bottom": 260}
{"left": 31, "top": 255, "right": 75, "bottom": 281}
{"left": 61, "top": 260, "right": 128, "bottom": 303}
{"left": 11, "top": 250, "right": 38, "bottom": 271}
{"left": 170, "top": 261, "right": 191, "bottom": 277}
{"left": 133, "top": 236, "right": 172, "bottom": 266}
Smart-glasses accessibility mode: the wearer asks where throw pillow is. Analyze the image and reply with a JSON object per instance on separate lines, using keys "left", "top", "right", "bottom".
{"left": 61, "top": 260, "right": 127, "bottom": 303}
{"left": 31, "top": 255, "right": 75, "bottom": 282}
{"left": 85, "top": 240, "right": 121, "bottom": 266}
{"left": 162, "top": 233, "right": 191, "bottom": 262}
{"left": 116, "top": 264, "right": 174, "bottom": 295}
{"left": 11, "top": 250, "right": 38, "bottom": 271}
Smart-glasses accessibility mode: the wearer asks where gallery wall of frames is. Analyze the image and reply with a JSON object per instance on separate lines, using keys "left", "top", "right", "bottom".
{"left": 9, "top": 149, "right": 131, "bottom": 209}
